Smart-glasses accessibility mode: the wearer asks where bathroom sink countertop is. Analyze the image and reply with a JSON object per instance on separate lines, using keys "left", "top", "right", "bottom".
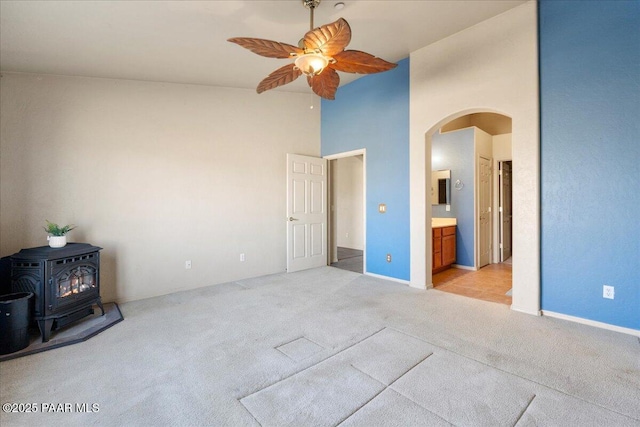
{"left": 432, "top": 217, "right": 457, "bottom": 228}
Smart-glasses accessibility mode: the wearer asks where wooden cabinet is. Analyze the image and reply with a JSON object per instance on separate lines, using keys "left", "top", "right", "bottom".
{"left": 432, "top": 228, "right": 443, "bottom": 271}
{"left": 433, "top": 226, "right": 456, "bottom": 273}
{"left": 442, "top": 226, "right": 456, "bottom": 267}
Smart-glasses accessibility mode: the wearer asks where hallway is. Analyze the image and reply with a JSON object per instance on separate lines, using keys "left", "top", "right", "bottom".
{"left": 330, "top": 247, "right": 363, "bottom": 274}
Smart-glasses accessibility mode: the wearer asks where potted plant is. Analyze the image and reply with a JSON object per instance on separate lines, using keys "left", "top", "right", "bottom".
{"left": 44, "top": 220, "right": 76, "bottom": 248}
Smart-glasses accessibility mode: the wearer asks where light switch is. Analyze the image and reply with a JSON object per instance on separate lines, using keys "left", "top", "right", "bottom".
{"left": 379, "top": 203, "right": 386, "bottom": 213}
{"left": 446, "top": 205, "right": 451, "bottom": 211}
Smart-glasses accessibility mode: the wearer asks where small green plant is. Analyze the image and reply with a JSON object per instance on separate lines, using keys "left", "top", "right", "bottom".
{"left": 44, "top": 220, "right": 76, "bottom": 236}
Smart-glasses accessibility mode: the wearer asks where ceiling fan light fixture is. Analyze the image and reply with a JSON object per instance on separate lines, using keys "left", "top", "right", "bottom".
{"left": 294, "top": 53, "right": 329, "bottom": 76}
{"left": 228, "top": 0, "right": 397, "bottom": 99}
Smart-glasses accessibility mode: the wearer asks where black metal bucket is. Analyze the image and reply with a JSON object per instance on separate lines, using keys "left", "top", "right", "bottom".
{"left": 0, "top": 292, "right": 33, "bottom": 354}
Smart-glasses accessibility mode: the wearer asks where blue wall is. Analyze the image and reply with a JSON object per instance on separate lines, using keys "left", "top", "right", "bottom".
{"left": 432, "top": 129, "right": 475, "bottom": 267}
{"left": 540, "top": 1, "right": 640, "bottom": 329}
{"left": 322, "top": 58, "right": 410, "bottom": 280}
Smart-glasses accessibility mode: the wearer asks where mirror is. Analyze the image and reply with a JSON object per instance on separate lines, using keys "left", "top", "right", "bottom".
{"left": 431, "top": 169, "right": 451, "bottom": 205}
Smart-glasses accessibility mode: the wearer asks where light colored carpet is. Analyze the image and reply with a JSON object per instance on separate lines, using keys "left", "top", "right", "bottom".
{"left": 1, "top": 267, "right": 638, "bottom": 426}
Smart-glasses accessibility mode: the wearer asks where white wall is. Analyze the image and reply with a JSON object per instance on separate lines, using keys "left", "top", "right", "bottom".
{"left": 335, "top": 156, "right": 364, "bottom": 250}
{"left": 409, "top": 1, "right": 540, "bottom": 314}
{"left": 0, "top": 73, "right": 320, "bottom": 303}
{"left": 493, "top": 134, "right": 513, "bottom": 160}
{"left": 475, "top": 128, "right": 494, "bottom": 160}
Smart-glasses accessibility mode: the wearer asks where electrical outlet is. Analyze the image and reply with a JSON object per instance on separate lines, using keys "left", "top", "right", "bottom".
{"left": 603, "top": 285, "right": 614, "bottom": 299}
{"left": 185, "top": 260, "right": 192, "bottom": 269}
{"left": 386, "top": 253, "right": 392, "bottom": 263}
{"left": 240, "top": 253, "right": 245, "bottom": 262}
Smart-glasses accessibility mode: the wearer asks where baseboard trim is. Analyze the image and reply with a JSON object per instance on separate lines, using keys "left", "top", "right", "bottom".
{"left": 365, "top": 272, "right": 412, "bottom": 286}
{"left": 511, "top": 305, "right": 541, "bottom": 316}
{"left": 542, "top": 310, "right": 640, "bottom": 337}
{"left": 452, "top": 264, "right": 476, "bottom": 271}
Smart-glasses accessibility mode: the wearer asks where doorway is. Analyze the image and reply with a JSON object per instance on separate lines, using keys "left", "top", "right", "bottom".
{"left": 326, "top": 150, "right": 366, "bottom": 274}
{"left": 430, "top": 113, "right": 513, "bottom": 304}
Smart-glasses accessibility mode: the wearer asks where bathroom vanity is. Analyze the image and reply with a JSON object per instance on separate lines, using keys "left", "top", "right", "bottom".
{"left": 432, "top": 218, "right": 457, "bottom": 273}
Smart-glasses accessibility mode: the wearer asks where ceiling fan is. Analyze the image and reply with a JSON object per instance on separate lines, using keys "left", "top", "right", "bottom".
{"left": 228, "top": 0, "right": 397, "bottom": 100}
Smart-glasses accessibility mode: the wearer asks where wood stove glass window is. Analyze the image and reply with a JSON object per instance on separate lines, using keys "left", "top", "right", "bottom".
{"left": 57, "top": 266, "right": 97, "bottom": 298}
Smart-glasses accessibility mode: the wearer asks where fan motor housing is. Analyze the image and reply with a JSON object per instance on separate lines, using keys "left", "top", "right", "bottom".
{"left": 302, "top": 0, "right": 321, "bottom": 9}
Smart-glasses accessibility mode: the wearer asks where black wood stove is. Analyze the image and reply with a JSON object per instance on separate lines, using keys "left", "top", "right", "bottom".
{"left": 10, "top": 243, "right": 104, "bottom": 342}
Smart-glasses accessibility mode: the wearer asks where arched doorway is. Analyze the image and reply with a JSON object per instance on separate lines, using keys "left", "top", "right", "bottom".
{"left": 410, "top": 106, "right": 539, "bottom": 315}
{"left": 408, "top": 1, "right": 539, "bottom": 316}
{"left": 429, "top": 112, "right": 513, "bottom": 304}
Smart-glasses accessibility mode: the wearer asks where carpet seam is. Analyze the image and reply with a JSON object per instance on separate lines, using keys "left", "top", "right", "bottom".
{"left": 348, "top": 351, "right": 433, "bottom": 388}
{"left": 236, "top": 398, "right": 263, "bottom": 427}
{"left": 339, "top": 354, "right": 454, "bottom": 427}
{"left": 274, "top": 335, "right": 319, "bottom": 350}
{"left": 383, "top": 386, "right": 461, "bottom": 427}
{"left": 379, "top": 354, "right": 458, "bottom": 427}
{"left": 386, "top": 326, "right": 640, "bottom": 422}
{"left": 274, "top": 336, "right": 324, "bottom": 362}
{"left": 238, "top": 326, "right": 387, "bottom": 400}
{"left": 299, "top": 335, "right": 325, "bottom": 349}
{"left": 274, "top": 346, "right": 297, "bottom": 361}
{"left": 511, "top": 393, "right": 536, "bottom": 427}
{"left": 387, "top": 353, "right": 434, "bottom": 388}
{"left": 333, "top": 377, "right": 386, "bottom": 427}
{"left": 380, "top": 386, "right": 457, "bottom": 426}
{"left": 274, "top": 335, "right": 306, "bottom": 349}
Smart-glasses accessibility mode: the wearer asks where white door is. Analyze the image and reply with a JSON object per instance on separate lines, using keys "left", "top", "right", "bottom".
{"left": 478, "top": 156, "right": 492, "bottom": 268}
{"left": 500, "top": 161, "right": 513, "bottom": 261}
{"left": 286, "top": 154, "right": 328, "bottom": 272}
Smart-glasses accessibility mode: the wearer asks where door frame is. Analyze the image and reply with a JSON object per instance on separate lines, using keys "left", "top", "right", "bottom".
{"left": 498, "top": 160, "right": 513, "bottom": 262}
{"left": 476, "top": 155, "right": 492, "bottom": 268}
{"left": 493, "top": 156, "right": 512, "bottom": 262}
{"left": 324, "top": 149, "right": 367, "bottom": 274}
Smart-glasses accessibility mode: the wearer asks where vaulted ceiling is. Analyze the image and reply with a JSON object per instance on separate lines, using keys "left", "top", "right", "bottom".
{"left": 0, "top": 1, "right": 526, "bottom": 94}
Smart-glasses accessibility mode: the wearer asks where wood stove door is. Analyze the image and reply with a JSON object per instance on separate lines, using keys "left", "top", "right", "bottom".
{"left": 50, "top": 259, "right": 99, "bottom": 314}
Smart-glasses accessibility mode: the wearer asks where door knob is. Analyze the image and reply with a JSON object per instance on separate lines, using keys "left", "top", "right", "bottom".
{"left": 288, "top": 217, "right": 299, "bottom": 221}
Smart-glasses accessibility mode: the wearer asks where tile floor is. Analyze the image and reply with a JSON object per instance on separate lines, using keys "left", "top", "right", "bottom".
{"left": 433, "top": 262, "right": 512, "bottom": 305}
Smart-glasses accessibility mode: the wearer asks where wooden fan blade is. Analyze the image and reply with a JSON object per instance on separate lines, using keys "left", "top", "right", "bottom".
{"left": 307, "top": 68, "right": 340, "bottom": 100}
{"left": 257, "top": 63, "right": 303, "bottom": 94}
{"left": 228, "top": 37, "right": 303, "bottom": 58}
{"left": 330, "top": 50, "right": 397, "bottom": 74}
{"left": 302, "top": 18, "right": 351, "bottom": 57}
